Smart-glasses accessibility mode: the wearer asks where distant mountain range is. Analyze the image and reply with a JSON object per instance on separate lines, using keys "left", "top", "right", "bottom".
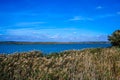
{"left": 0, "top": 41, "right": 110, "bottom": 44}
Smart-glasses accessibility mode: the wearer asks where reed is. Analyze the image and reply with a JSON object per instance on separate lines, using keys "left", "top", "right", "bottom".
{"left": 0, "top": 47, "right": 120, "bottom": 80}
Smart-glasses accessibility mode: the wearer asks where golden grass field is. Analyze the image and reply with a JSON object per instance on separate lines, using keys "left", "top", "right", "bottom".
{"left": 0, "top": 47, "right": 120, "bottom": 80}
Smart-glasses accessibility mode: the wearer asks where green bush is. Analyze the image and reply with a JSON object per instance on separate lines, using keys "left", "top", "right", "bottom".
{"left": 108, "top": 30, "right": 120, "bottom": 47}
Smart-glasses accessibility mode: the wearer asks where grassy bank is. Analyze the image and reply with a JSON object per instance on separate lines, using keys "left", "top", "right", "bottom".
{"left": 0, "top": 47, "right": 120, "bottom": 80}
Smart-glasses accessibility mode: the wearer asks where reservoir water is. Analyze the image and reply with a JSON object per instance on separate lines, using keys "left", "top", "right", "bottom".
{"left": 0, "top": 44, "right": 111, "bottom": 54}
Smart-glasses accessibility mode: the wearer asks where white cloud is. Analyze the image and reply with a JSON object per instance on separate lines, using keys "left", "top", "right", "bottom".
{"left": 94, "top": 14, "right": 117, "bottom": 19}
{"left": 117, "top": 12, "right": 120, "bottom": 15}
{"left": 96, "top": 14, "right": 115, "bottom": 18}
{"left": 15, "top": 22, "right": 46, "bottom": 26}
{"left": 69, "top": 16, "right": 93, "bottom": 21}
{"left": 2, "top": 28, "right": 108, "bottom": 41}
{"left": 96, "top": 6, "right": 103, "bottom": 9}
{"left": 69, "top": 16, "right": 83, "bottom": 21}
{"left": 49, "top": 34, "right": 60, "bottom": 39}
{"left": 73, "top": 32, "right": 77, "bottom": 34}
{"left": 68, "top": 13, "right": 119, "bottom": 22}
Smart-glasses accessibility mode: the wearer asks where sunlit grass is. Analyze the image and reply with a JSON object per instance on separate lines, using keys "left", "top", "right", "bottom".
{"left": 0, "top": 47, "right": 120, "bottom": 80}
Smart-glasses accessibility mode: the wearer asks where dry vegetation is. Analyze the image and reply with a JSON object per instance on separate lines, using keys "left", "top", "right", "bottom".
{"left": 0, "top": 47, "right": 120, "bottom": 80}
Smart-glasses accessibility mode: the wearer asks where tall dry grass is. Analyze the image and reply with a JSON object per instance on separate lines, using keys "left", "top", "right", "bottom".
{"left": 0, "top": 47, "right": 120, "bottom": 80}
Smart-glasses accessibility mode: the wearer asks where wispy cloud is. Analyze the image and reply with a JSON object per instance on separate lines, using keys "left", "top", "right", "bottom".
{"left": 3, "top": 28, "right": 108, "bottom": 41}
{"left": 0, "top": 11, "right": 41, "bottom": 17}
{"left": 68, "top": 14, "right": 115, "bottom": 22}
{"left": 117, "top": 12, "right": 120, "bottom": 15}
{"left": 15, "top": 22, "right": 46, "bottom": 26}
{"left": 0, "top": 34, "right": 3, "bottom": 35}
{"left": 69, "top": 16, "right": 83, "bottom": 21}
{"left": 69, "top": 16, "right": 93, "bottom": 21}
{"left": 69, "top": 13, "right": 118, "bottom": 22}
{"left": 96, "top": 6, "right": 103, "bottom": 9}
{"left": 95, "top": 14, "right": 116, "bottom": 19}
{"left": 49, "top": 34, "right": 60, "bottom": 39}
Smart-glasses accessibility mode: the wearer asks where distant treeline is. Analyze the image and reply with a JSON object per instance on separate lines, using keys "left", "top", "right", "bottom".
{"left": 0, "top": 41, "right": 110, "bottom": 44}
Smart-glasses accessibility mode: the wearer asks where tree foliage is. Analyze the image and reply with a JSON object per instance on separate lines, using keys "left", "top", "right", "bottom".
{"left": 108, "top": 30, "right": 120, "bottom": 47}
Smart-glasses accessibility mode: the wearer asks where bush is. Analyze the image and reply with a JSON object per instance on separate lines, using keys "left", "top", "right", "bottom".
{"left": 108, "top": 30, "right": 120, "bottom": 47}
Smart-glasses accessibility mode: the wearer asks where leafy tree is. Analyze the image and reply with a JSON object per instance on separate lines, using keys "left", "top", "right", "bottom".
{"left": 108, "top": 30, "right": 120, "bottom": 47}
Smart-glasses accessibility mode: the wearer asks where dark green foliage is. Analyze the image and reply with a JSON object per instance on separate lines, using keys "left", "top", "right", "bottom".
{"left": 108, "top": 30, "right": 120, "bottom": 47}
{"left": 46, "top": 52, "right": 59, "bottom": 58}
{"left": 89, "top": 48, "right": 102, "bottom": 54}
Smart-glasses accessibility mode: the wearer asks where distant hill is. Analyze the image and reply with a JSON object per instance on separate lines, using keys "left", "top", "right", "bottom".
{"left": 0, "top": 41, "right": 110, "bottom": 44}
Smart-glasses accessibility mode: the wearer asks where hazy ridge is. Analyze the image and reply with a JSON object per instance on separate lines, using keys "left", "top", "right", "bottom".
{"left": 0, "top": 41, "right": 110, "bottom": 44}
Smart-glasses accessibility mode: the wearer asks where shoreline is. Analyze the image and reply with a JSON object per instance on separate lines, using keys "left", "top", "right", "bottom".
{"left": 0, "top": 41, "right": 110, "bottom": 44}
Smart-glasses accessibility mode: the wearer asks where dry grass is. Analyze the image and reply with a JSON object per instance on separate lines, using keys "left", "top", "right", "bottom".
{"left": 0, "top": 47, "right": 120, "bottom": 80}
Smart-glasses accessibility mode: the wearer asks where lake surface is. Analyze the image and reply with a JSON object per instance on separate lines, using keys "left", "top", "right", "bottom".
{"left": 0, "top": 44, "right": 111, "bottom": 54}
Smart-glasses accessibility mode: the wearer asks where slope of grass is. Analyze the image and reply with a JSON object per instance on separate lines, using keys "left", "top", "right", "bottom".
{"left": 0, "top": 47, "right": 120, "bottom": 80}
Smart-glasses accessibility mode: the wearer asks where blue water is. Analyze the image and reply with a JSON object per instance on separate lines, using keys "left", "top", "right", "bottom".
{"left": 0, "top": 44, "right": 111, "bottom": 54}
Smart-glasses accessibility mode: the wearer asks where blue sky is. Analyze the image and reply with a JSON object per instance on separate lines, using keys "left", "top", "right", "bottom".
{"left": 0, "top": 0, "right": 120, "bottom": 42}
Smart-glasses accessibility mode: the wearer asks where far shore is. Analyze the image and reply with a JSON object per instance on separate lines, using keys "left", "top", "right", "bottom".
{"left": 0, "top": 41, "right": 110, "bottom": 44}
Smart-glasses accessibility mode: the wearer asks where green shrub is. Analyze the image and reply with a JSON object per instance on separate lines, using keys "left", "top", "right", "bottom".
{"left": 108, "top": 30, "right": 120, "bottom": 47}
